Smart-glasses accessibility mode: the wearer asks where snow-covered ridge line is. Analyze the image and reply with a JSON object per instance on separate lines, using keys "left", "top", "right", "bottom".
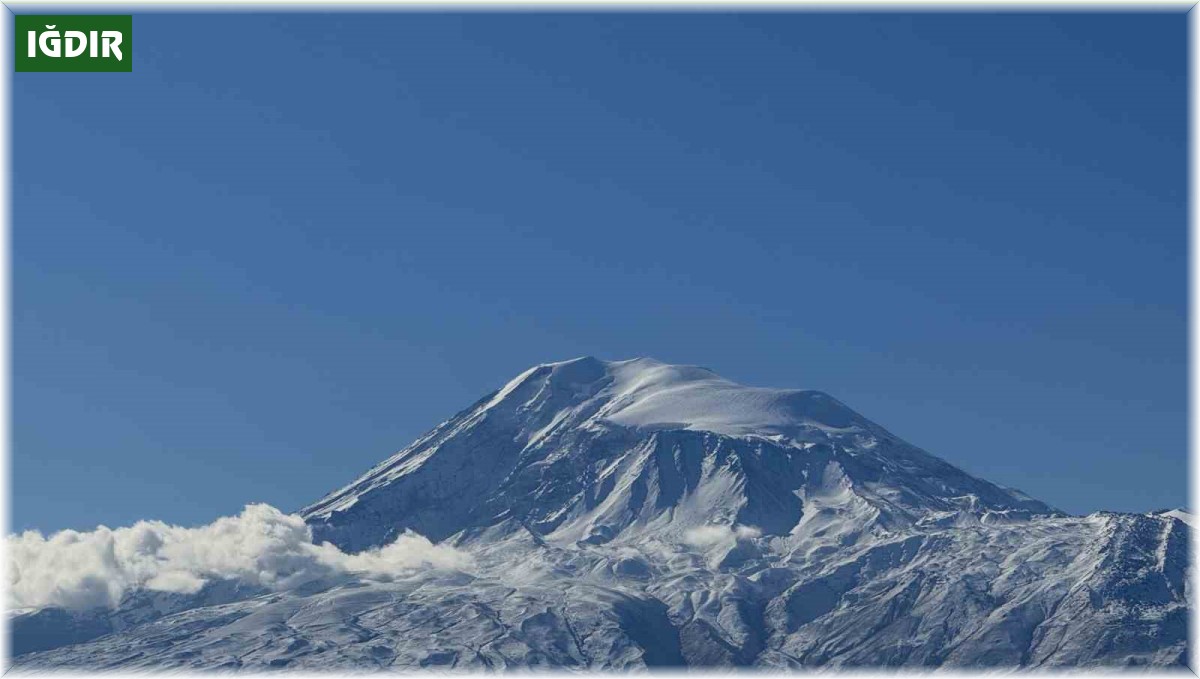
{"left": 10, "top": 357, "right": 1189, "bottom": 670}
{"left": 486, "top": 356, "right": 869, "bottom": 438}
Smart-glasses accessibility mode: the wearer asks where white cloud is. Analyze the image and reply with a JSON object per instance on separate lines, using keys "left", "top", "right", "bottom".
{"left": 8, "top": 503, "right": 470, "bottom": 612}
{"left": 681, "top": 523, "right": 761, "bottom": 549}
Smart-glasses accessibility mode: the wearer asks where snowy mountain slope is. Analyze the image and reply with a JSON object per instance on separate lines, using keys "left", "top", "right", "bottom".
{"left": 302, "top": 357, "right": 1056, "bottom": 552}
{"left": 11, "top": 580, "right": 268, "bottom": 657}
{"left": 13, "top": 512, "right": 1188, "bottom": 670}
{"left": 10, "top": 358, "right": 1190, "bottom": 671}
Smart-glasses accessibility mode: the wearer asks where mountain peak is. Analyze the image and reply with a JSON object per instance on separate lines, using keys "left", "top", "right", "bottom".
{"left": 302, "top": 357, "right": 1056, "bottom": 553}
{"left": 491, "top": 356, "right": 858, "bottom": 440}
{"left": 16, "top": 357, "right": 1180, "bottom": 671}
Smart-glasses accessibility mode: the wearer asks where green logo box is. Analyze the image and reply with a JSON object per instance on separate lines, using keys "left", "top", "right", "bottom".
{"left": 16, "top": 15, "right": 132, "bottom": 72}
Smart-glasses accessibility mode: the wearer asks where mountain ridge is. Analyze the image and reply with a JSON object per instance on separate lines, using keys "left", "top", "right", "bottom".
{"left": 302, "top": 356, "right": 1057, "bottom": 553}
{"left": 11, "top": 357, "right": 1188, "bottom": 671}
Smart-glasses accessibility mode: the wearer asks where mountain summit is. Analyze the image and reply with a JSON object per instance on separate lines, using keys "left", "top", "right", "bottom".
{"left": 302, "top": 357, "right": 1054, "bottom": 552}
{"left": 13, "top": 358, "right": 1189, "bottom": 671}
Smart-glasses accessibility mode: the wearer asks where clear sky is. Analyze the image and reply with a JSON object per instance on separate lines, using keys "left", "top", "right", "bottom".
{"left": 13, "top": 12, "right": 1186, "bottom": 532}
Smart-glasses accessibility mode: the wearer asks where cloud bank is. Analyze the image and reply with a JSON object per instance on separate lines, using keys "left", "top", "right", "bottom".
{"left": 8, "top": 504, "right": 469, "bottom": 611}
{"left": 682, "top": 523, "right": 761, "bottom": 548}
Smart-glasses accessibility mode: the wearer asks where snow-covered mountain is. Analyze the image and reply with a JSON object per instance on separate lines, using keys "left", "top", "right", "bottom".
{"left": 11, "top": 358, "right": 1191, "bottom": 670}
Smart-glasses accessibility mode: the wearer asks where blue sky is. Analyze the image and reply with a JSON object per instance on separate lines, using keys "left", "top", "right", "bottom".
{"left": 13, "top": 12, "right": 1186, "bottom": 531}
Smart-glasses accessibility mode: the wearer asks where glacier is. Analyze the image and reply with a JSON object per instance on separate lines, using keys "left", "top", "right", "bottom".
{"left": 10, "top": 357, "right": 1191, "bottom": 671}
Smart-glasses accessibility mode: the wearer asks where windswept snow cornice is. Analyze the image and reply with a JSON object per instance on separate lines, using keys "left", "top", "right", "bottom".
{"left": 487, "top": 356, "right": 870, "bottom": 439}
